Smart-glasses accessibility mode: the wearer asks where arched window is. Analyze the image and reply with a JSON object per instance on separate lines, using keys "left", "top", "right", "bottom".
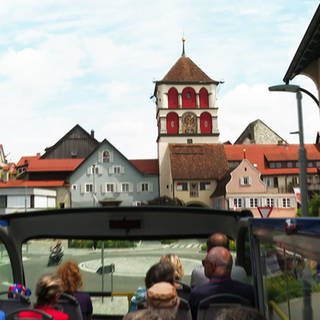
{"left": 168, "top": 87, "right": 178, "bottom": 109}
{"left": 199, "top": 88, "right": 209, "bottom": 108}
{"left": 182, "top": 87, "right": 196, "bottom": 108}
{"left": 102, "top": 150, "right": 111, "bottom": 162}
{"left": 166, "top": 112, "right": 179, "bottom": 134}
{"left": 200, "top": 112, "right": 212, "bottom": 133}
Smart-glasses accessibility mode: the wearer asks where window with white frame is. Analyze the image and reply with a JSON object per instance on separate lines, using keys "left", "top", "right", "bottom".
{"left": 249, "top": 198, "right": 258, "bottom": 207}
{"left": 142, "top": 183, "right": 149, "bottom": 192}
{"left": 121, "top": 183, "right": 129, "bottom": 192}
{"left": 87, "top": 165, "right": 99, "bottom": 175}
{"left": 233, "top": 198, "right": 243, "bottom": 208}
{"left": 200, "top": 181, "right": 211, "bottom": 191}
{"left": 106, "top": 183, "right": 114, "bottom": 193}
{"left": 266, "top": 198, "right": 274, "bottom": 207}
{"left": 85, "top": 183, "right": 93, "bottom": 193}
{"left": 102, "top": 150, "right": 111, "bottom": 163}
{"left": 282, "top": 198, "right": 291, "bottom": 208}
{"left": 240, "top": 176, "right": 251, "bottom": 186}
{"left": 109, "top": 165, "right": 124, "bottom": 175}
{"left": 176, "top": 182, "right": 188, "bottom": 191}
{"left": 71, "top": 184, "right": 77, "bottom": 190}
{"left": 137, "top": 182, "right": 153, "bottom": 192}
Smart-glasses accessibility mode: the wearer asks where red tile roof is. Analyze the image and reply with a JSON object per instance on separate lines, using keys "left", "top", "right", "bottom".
{"left": 170, "top": 144, "right": 228, "bottom": 180}
{"left": 224, "top": 144, "right": 320, "bottom": 175}
{"left": 130, "top": 159, "right": 159, "bottom": 175}
{"left": 16, "top": 157, "right": 83, "bottom": 172}
{"left": 160, "top": 56, "right": 218, "bottom": 83}
{"left": 16, "top": 155, "right": 40, "bottom": 167}
{"left": 0, "top": 180, "right": 66, "bottom": 188}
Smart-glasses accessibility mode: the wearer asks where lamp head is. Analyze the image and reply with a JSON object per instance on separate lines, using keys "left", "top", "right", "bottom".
{"left": 268, "top": 84, "right": 300, "bottom": 93}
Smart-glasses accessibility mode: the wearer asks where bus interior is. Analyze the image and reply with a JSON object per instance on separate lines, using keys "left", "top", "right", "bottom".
{"left": 0, "top": 206, "right": 318, "bottom": 320}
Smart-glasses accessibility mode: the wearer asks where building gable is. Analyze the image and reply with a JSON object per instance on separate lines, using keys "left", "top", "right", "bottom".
{"left": 41, "top": 124, "right": 99, "bottom": 159}
{"left": 226, "top": 159, "right": 266, "bottom": 194}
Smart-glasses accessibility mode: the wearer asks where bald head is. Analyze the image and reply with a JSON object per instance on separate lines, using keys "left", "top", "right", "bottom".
{"left": 204, "top": 246, "right": 233, "bottom": 278}
{"left": 206, "top": 233, "right": 229, "bottom": 251}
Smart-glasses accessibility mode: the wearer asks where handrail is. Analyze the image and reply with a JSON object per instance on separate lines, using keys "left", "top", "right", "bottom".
{"left": 269, "top": 300, "right": 289, "bottom": 320}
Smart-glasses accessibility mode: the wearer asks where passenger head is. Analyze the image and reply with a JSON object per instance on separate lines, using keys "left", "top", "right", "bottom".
{"left": 216, "top": 306, "right": 265, "bottom": 320}
{"left": 56, "top": 260, "right": 83, "bottom": 294}
{"left": 35, "top": 274, "right": 63, "bottom": 307}
{"left": 207, "top": 233, "right": 230, "bottom": 251}
{"left": 203, "top": 246, "right": 233, "bottom": 278}
{"left": 160, "top": 254, "right": 184, "bottom": 281}
{"left": 145, "top": 261, "right": 175, "bottom": 289}
{"left": 147, "top": 282, "right": 179, "bottom": 320}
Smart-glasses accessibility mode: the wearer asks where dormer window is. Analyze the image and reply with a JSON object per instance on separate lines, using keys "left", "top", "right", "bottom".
{"left": 240, "top": 176, "right": 251, "bottom": 186}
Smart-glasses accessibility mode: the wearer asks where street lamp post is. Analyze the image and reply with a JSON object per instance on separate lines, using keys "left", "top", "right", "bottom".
{"left": 268, "top": 84, "right": 317, "bottom": 217}
{"left": 269, "top": 83, "right": 320, "bottom": 320}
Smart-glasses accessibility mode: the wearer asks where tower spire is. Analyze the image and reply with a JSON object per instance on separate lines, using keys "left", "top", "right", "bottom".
{"left": 182, "top": 36, "right": 186, "bottom": 56}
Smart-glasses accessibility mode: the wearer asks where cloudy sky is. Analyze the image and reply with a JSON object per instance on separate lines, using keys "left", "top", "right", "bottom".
{"left": 1, "top": 1, "right": 319, "bottom": 163}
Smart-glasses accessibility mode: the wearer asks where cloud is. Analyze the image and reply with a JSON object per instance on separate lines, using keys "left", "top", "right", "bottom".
{"left": 219, "top": 79, "right": 319, "bottom": 144}
{"left": 0, "top": 0, "right": 319, "bottom": 164}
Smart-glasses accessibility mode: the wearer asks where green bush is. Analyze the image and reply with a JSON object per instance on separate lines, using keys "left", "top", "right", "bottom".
{"left": 68, "top": 240, "right": 136, "bottom": 249}
{"left": 161, "top": 239, "right": 175, "bottom": 245}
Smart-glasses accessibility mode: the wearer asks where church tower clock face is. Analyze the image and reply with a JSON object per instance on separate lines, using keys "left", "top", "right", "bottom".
{"left": 182, "top": 112, "right": 197, "bottom": 134}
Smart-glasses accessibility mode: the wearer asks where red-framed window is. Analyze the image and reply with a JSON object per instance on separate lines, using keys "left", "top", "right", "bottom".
{"left": 200, "top": 112, "right": 212, "bottom": 133}
{"left": 199, "top": 87, "right": 209, "bottom": 108}
{"left": 166, "top": 112, "right": 179, "bottom": 134}
{"left": 182, "top": 87, "right": 196, "bottom": 108}
{"left": 168, "top": 87, "right": 178, "bottom": 109}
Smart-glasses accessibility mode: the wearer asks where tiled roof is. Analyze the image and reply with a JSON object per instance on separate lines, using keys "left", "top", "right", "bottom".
{"left": 224, "top": 144, "right": 320, "bottom": 175}
{"left": 170, "top": 144, "right": 228, "bottom": 180}
{"left": 0, "top": 180, "right": 65, "bottom": 188}
{"left": 130, "top": 159, "right": 159, "bottom": 175}
{"left": 160, "top": 56, "right": 218, "bottom": 83}
{"left": 16, "top": 155, "right": 40, "bottom": 167}
{"left": 16, "top": 157, "right": 83, "bottom": 172}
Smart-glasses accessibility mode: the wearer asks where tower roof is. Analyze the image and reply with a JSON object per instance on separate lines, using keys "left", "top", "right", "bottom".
{"left": 158, "top": 56, "right": 219, "bottom": 84}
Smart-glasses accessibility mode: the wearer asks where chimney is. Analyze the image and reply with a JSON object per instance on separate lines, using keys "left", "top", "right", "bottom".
{"left": 91, "top": 130, "right": 94, "bottom": 138}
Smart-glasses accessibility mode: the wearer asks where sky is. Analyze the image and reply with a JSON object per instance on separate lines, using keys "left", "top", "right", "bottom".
{"left": 0, "top": 1, "right": 319, "bottom": 163}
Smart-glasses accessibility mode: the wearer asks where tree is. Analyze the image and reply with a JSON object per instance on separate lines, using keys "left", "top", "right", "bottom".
{"left": 147, "top": 196, "right": 184, "bottom": 206}
{"left": 308, "top": 192, "right": 320, "bottom": 217}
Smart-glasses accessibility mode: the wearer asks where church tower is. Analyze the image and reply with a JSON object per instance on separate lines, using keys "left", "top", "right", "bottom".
{"left": 153, "top": 39, "right": 222, "bottom": 201}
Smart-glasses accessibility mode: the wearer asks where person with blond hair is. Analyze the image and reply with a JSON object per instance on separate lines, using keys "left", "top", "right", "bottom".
{"left": 56, "top": 260, "right": 93, "bottom": 320}
{"left": 160, "top": 254, "right": 184, "bottom": 282}
{"left": 160, "top": 254, "right": 190, "bottom": 300}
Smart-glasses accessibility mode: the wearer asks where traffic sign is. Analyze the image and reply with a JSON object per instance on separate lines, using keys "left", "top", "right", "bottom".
{"left": 257, "top": 206, "right": 273, "bottom": 218}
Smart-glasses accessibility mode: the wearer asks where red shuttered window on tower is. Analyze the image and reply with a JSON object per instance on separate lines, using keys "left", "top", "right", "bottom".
{"left": 199, "top": 87, "right": 209, "bottom": 108}
{"left": 182, "top": 87, "right": 196, "bottom": 108}
{"left": 200, "top": 112, "right": 212, "bottom": 133}
{"left": 166, "top": 112, "right": 179, "bottom": 134}
{"left": 168, "top": 87, "right": 178, "bottom": 109}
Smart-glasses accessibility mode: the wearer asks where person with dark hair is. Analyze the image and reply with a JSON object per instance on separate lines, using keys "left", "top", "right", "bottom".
{"left": 190, "top": 233, "right": 248, "bottom": 288}
{"left": 19, "top": 274, "right": 69, "bottom": 320}
{"left": 56, "top": 260, "right": 93, "bottom": 320}
{"left": 216, "top": 306, "right": 265, "bottom": 320}
{"left": 128, "top": 261, "right": 175, "bottom": 312}
{"left": 189, "top": 247, "right": 254, "bottom": 320}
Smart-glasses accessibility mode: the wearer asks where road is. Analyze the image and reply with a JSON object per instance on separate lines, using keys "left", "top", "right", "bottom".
{"left": 0, "top": 240, "right": 205, "bottom": 315}
{"left": 19, "top": 239, "right": 205, "bottom": 293}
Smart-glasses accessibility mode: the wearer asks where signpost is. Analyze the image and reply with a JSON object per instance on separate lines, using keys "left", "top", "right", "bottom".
{"left": 257, "top": 206, "right": 273, "bottom": 218}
